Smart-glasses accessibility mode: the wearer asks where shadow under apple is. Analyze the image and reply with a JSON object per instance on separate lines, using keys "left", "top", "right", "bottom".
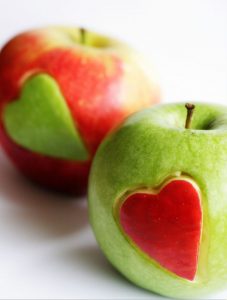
{"left": 58, "top": 243, "right": 164, "bottom": 299}
{"left": 0, "top": 149, "right": 164, "bottom": 298}
{"left": 0, "top": 149, "right": 88, "bottom": 238}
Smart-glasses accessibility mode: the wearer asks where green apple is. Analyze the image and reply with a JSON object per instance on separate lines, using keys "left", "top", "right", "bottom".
{"left": 89, "top": 102, "right": 227, "bottom": 298}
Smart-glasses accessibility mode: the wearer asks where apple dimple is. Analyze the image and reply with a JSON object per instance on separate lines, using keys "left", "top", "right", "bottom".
{"left": 118, "top": 178, "right": 202, "bottom": 281}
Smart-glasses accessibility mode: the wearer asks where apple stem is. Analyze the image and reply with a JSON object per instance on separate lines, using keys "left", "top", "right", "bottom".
{"left": 185, "top": 103, "right": 195, "bottom": 129}
{"left": 80, "top": 27, "right": 86, "bottom": 44}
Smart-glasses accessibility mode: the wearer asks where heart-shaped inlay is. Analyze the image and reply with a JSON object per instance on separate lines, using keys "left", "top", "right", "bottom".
{"left": 3, "top": 74, "right": 89, "bottom": 160}
{"left": 118, "top": 179, "right": 202, "bottom": 281}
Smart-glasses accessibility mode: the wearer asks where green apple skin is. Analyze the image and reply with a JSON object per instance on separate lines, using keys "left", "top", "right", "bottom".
{"left": 89, "top": 102, "right": 227, "bottom": 299}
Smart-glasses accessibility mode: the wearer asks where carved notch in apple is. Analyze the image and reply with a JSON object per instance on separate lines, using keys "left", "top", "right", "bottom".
{"left": 3, "top": 73, "right": 89, "bottom": 160}
{"left": 115, "top": 178, "right": 202, "bottom": 281}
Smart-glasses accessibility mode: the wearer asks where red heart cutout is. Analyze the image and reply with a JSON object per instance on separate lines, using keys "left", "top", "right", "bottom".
{"left": 119, "top": 179, "right": 202, "bottom": 281}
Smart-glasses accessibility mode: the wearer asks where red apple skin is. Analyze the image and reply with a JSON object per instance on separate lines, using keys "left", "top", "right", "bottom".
{"left": 119, "top": 179, "right": 202, "bottom": 281}
{"left": 0, "top": 28, "right": 160, "bottom": 194}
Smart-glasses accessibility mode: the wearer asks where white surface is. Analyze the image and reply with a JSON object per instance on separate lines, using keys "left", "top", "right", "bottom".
{"left": 0, "top": 0, "right": 227, "bottom": 299}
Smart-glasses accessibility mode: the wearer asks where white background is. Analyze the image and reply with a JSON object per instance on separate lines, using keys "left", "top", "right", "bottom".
{"left": 0, "top": 0, "right": 227, "bottom": 299}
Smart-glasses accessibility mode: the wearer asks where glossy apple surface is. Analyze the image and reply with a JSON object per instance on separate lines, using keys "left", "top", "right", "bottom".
{"left": 89, "top": 103, "right": 227, "bottom": 298}
{"left": 0, "top": 27, "right": 160, "bottom": 194}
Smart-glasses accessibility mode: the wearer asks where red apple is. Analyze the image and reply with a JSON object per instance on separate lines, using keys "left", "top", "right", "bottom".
{"left": 0, "top": 27, "right": 160, "bottom": 194}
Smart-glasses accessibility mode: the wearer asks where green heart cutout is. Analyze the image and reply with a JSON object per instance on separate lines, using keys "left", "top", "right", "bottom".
{"left": 3, "top": 74, "right": 89, "bottom": 161}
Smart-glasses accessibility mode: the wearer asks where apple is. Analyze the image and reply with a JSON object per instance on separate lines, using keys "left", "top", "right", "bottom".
{"left": 0, "top": 26, "right": 160, "bottom": 194}
{"left": 89, "top": 102, "right": 227, "bottom": 298}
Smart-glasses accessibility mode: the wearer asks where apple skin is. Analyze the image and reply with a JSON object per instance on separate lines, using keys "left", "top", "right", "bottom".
{"left": 89, "top": 102, "right": 227, "bottom": 298}
{"left": 0, "top": 27, "right": 160, "bottom": 194}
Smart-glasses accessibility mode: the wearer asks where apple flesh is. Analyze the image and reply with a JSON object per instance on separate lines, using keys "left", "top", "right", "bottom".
{"left": 0, "top": 27, "right": 160, "bottom": 194}
{"left": 89, "top": 103, "right": 227, "bottom": 298}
